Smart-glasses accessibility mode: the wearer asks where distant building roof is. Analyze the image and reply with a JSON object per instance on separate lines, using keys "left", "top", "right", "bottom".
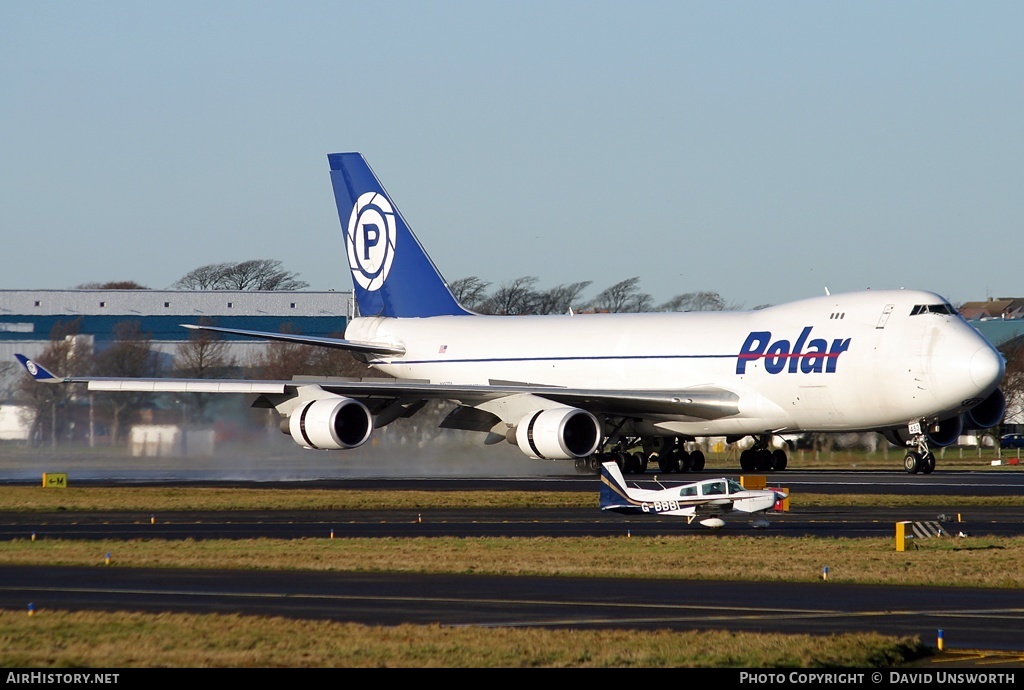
{"left": 0, "top": 289, "right": 355, "bottom": 344}
{"left": 0, "top": 289, "right": 353, "bottom": 318}
{"left": 965, "top": 301, "right": 1024, "bottom": 350}
{"left": 959, "top": 298, "right": 1024, "bottom": 321}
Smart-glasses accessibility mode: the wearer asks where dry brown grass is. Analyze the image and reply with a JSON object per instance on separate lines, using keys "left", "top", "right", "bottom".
{"left": 2, "top": 534, "right": 1022, "bottom": 587}
{"left": 2, "top": 484, "right": 1024, "bottom": 512}
{"left": 0, "top": 609, "right": 926, "bottom": 668}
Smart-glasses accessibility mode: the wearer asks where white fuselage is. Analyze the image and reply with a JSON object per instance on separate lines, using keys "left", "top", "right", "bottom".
{"left": 622, "top": 477, "right": 780, "bottom": 517}
{"left": 344, "top": 288, "right": 1003, "bottom": 437}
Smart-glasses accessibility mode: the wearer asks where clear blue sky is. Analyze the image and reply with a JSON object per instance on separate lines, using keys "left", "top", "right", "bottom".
{"left": 2, "top": 1, "right": 1021, "bottom": 309}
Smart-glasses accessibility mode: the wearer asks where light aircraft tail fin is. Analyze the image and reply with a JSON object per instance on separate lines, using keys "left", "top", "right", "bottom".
{"left": 599, "top": 461, "right": 633, "bottom": 509}
{"left": 328, "top": 152, "right": 471, "bottom": 319}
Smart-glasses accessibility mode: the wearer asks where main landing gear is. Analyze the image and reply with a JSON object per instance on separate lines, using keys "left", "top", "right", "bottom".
{"left": 738, "top": 435, "right": 789, "bottom": 472}
{"left": 648, "top": 436, "right": 706, "bottom": 474}
{"left": 575, "top": 436, "right": 706, "bottom": 475}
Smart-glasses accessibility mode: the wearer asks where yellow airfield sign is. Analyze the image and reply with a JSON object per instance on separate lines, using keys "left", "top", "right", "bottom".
{"left": 42, "top": 473, "right": 68, "bottom": 488}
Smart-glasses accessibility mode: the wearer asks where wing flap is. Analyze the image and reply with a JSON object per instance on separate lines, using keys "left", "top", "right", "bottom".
{"left": 87, "top": 380, "right": 287, "bottom": 394}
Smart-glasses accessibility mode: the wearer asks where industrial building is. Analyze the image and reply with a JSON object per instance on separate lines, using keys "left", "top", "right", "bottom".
{"left": 0, "top": 288, "right": 354, "bottom": 399}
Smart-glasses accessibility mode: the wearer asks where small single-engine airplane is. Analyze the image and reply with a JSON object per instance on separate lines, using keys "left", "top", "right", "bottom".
{"left": 14, "top": 152, "right": 1007, "bottom": 476}
{"left": 599, "top": 461, "right": 787, "bottom": 529}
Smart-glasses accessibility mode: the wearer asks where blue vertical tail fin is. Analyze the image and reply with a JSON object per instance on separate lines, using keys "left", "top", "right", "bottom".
{"left": 328, "top": 152, "right": 471, "bottom": 318}
{"left": 599, "top": 461, "right": 632, "bottom": 510}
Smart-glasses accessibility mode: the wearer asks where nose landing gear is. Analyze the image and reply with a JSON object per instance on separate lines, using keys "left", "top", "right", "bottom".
{"left": 902, "top": 422, "right": 936, "bottom": 474}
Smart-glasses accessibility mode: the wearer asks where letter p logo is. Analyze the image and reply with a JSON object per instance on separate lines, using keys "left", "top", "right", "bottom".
{"left": 361, "top": 224, "right": 380, "bottom": 261}
{"left": 346, "top": 192, "right": 397, "bottom": 291}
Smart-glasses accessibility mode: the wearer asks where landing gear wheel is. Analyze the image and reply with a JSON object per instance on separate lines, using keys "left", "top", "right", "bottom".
{"left": 587, "top": 454, "right": 601, "bottom": 473}
{"left": 689, "top": 450, "right": 706, "bottom": 472}
{"left": 771, "top": 449, "right": 788, "bottom": 471}
{"left": 665, "top": 447, "right": 682, "bottom": 472}
{"left": 740, "top": 449, "right": 756, "bottom": 472}
{"left": 903, "top": 451, "right": 921, "bottom": 474}
{"left": 615, "top": 451, "right": 631, "bottom": 473}
{"left": 637, "top": 453, "right": 649, "bottom": 474}
{"left": 920, "top": 452, "right": 936, "bottom": 474}
{"left": 656, "top": 452, "right": 672, "bottom": 473}
{"left": 678, "top": 451, "right": 692, "bottom": 472}
{"left": 754, "top": 449, "right": 773, "bottom": 472}
{"left": 574, "top": 457, "right": 588, "bottom": 474}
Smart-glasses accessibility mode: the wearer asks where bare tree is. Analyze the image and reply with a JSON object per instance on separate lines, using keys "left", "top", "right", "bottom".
{"left": 533, "top": 281, "right": 593, "bottom": 315}
{"left": 1001, "top": 340, "right": 1024, "bottom": 434}
{"left": 16, "top": 320, "right": 88, "bottom": 446}
{"left": 588, "top": 277, "right": 653, "bottom": 313}
{"left": 75, "top": 281, "right": 150, "bottom": 290}
{"left": 247, "top": 325, "right": 375, "bottom": 380}
{"left": 656, "top": 291, "right": 729, "bottom": 312}
{"left": 172, "top": 263, "right": 229, "bottom": 290}
{"left": 0, "top": 360, "right": 17, "bottom": 400}
{"left": 449, "top": 276, "right": 491, "bottom": 312}
{"left": 172, "top": 260, "right": 309, "bottom": 291}
{"left": 482, "top": 276, "right": 540, "bottom": 315}
{"left": 93, "top": 321, "right": 161, "bottom": 444}
{"left": 174, "top": 319, "right": 238, "bottom": 423}
{"left": 220, "top": 259, "right": 309, "bottom": 290}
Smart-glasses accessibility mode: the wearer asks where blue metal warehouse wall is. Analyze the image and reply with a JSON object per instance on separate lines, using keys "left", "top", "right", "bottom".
{"left": 0, "top": 315, "right": 346, "bottom": 344}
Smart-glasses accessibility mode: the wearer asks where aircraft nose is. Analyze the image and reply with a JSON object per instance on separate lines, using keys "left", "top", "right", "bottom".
{"left": 970, "top": 345, "right": 1004, "bottom": 389}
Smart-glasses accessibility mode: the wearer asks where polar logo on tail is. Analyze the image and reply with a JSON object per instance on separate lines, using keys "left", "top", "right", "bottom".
{"left": 346, "top": 192, "right": 397, "bottom": 291}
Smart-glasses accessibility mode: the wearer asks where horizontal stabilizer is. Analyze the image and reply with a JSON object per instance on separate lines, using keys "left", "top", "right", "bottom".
{"left": 181, "top": 324, "right": 405, "bottom": 356}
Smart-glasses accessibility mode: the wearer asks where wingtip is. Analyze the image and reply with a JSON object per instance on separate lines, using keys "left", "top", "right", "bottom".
{"left": 14, "top": 354, "right": 58, "bottom": 381}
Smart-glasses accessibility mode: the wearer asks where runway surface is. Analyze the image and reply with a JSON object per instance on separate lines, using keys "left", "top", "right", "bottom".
{"left": 3, "top": 467, "right": 1024, "bottom": 663}
{"left": 2, "top": 564, "right": 1023, "bottom": 654}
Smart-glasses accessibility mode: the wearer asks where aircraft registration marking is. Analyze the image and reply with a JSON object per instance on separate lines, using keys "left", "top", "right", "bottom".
{"left": 642, "top": 501, "right": 680, "bottom": 513}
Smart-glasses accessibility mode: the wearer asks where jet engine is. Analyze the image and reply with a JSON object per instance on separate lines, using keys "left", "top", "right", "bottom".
{"left": 513, "top": 407, "right": 602, "bottom": 460}
{"left": 286, "top": 396, "right": 373, "bottom": 450}
{"left": 881, "top": 414, "right": 964, "bottom": 448}
{"left": 962, "top": 388, "right": 1006, "bottom": 430}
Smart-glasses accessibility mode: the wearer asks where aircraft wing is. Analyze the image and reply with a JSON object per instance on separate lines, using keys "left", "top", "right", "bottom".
{"left": 692, "top": 499, "right": 735, "bottom": 516}
{"left": 15, "top": 353, "right": 738, "bottom": 421}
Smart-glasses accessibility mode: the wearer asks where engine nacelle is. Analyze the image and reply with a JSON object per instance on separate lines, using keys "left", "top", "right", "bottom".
{"left": 287, "top": 397, "right": 373, "bottom": 450}
{"left": 963, "top": 388, "right": 1006, "bottom": 430}
{"left": 513, "top": 407, "right": 601, "bottom": 460}
{"left": 881, "top": 414, "right": 964, "bottom": 448}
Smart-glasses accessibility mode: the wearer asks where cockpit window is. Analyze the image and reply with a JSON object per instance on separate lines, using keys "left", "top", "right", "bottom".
{"left": 701, "top": 481, "right": 727, "bottom": 496}
{"left": 910, "top": 304, "right": 954, "bottom": 316}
